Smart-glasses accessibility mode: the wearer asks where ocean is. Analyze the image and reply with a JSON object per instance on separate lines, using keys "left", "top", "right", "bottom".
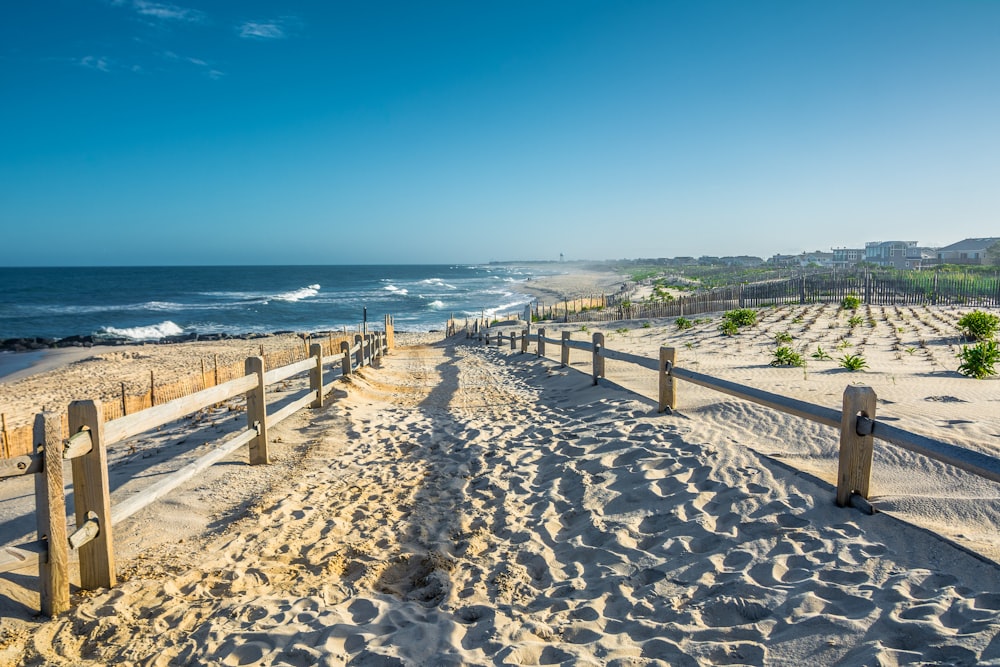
{"left": 0, "top": 265, "right": 549, "bottom": 341}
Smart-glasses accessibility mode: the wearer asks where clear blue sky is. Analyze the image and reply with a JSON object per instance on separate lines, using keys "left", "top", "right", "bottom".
{"left": 2, "top": 1, "right": 998, "bottom": 266}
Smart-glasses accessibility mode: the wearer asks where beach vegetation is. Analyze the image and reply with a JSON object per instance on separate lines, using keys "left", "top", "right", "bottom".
{"left": 642, "top": 321, "right": 652, "bottom": 328}
{"left": 848, "top": 315, "right": 864, "bottom": 328}
{"left": 811, "top": 346, "right": 832, "bottom": 361}
{"left": 615, "top": 327, "right": 629, "bottom": 334}
{"left": 675, "top": 317, "right": 693, "bottom": 330}
{"left": 771, "top": 346, "right": 805, "bottom": 367}
{"left": 774, "top": 331, "right": 793, "bottom": 344}
{"left": 723, "top": 308, "right": 758, "bottom": 328}
{"left": 839, "top": 354, "right": 868, "bottom": 371}
{"left": 957, "top": 310, "right": 999, "bottom": 341}
{"left": 841, "top": 294, "right": 862, "bottom": 310}
{"left": 579, "top": 325, "right": 588, "bottom": 332}
{"left": 957, "top": 341, "right": 999, "bottom": 379}
{"left": 718, "top": 320, "right": 739, "bottom": 336}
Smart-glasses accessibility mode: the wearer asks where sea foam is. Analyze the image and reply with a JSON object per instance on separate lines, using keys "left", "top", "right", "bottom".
{"left": 98, "top": 321, "right": 185, "bottom": 340}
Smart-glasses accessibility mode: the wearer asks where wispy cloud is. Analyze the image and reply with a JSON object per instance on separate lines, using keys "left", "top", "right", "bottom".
{"left": 238, "top": 16, "right": 301, "bottom": 40}
{"left": 113, "top": 0, "right": 205, "bottom": 24}
{"left": 162, "top": 50, "right": 225, "bottom": 79}
{"left": 79, "top": 55, "right": 111, "bottom": 72}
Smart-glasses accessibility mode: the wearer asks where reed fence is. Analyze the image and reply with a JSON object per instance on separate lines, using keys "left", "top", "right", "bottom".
{"left": 0, "top": 316, "right": 394, "bottom": 616}
{"left": 466, "top": 323, "right": 1000, "bottom": 519}
{"left": 0, "top": 331, "right": 384, "bottom": 461}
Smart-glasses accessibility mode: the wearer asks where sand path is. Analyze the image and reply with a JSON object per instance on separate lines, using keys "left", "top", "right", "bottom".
{"left": 8, "top": 340, "right": 1000, "bottom": 665}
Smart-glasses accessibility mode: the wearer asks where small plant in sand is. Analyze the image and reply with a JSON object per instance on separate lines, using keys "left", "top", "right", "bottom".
{"left": 957, "top": 340, "right": 999, "bottom": 379}
{"left": 811, "top": 346, "right": 832, "bottom": 361}
{"left": 642, "top": 321, "right": 652, "bottom": 328}
{"left": 579, "top": 325, "right": 588, "bottom": 332}
{"left": 771, "top": 346, "right": 806, "bottom": 367}
{"left": 839, "top": 353, "right": 868, "bottom": 371}
{"left": 675, "top": 317, "right": 693, "bottom": 330}
{"left": 718, "top": 320, "right": 739, "bottom": 336}
{"left": 957, "top": 310, "right": 999, "bottom": 342}
{"left": 847, "top": 315, "right": 864, "bottom": 328}
{"left": 905, "top": 347, "right": 917, "bottom": 355}
{"left": 791, "top": 315, "right": 804, "bottom": 324}
{"left": 723, "top": 308, "right": 758, "bottom": 328}
{"left": 841, "top": 294, "right": 862, "bottom": 310}
{"left": 774, "top": 331, "right": 793, "bottom": 344}
{"left": 615, "top": 327, "right": 629, "bottom": 335}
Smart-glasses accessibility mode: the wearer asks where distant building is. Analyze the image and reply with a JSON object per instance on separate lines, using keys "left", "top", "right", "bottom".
{"left": 934, "top": 237, "right": 1000, "bottom": 266}
{"left": 768, "top": 251, "right": 833, "bottom": 268}
{"left": 864, "top": 241, "right": 928, "bottom": 269}
{"left": 832, "top": 247, "right": 865, "bottom": 268}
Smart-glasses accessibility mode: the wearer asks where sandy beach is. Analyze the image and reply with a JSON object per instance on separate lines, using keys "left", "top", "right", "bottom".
{"left": 2, "top": 269, "right": 1000, "bottom": 665}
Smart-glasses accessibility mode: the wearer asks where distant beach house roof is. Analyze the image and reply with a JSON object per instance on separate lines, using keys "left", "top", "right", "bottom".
{"left": 935, "top": 237, "right": 1000, "bottom": 266}
{"left": 936, "top": 237, "right": 1000, "bottom": 253}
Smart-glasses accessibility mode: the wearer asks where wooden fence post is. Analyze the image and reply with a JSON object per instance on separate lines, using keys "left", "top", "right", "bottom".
{"left": 538, "top": 328, "right": 545, "bottom": 357}
{"left": 659, "top": 347, "right": 677, "bottom": 412}
{"left": 68, "top": 400, "right": 115, "bottom": 591}
{"left": 561, "top": 331, "right": 571, "bottom": 368}
{"left": 836, "top": 385, "right": 877, "bottom": 506}
{"left": 521, "top": 328, "right": 529, "bottom": 354}
{"left": 592, "top": 332, "right": 605, "bottom": 385}
{"left": 340, "top": 341, "right": 352, "bottom": 376}
{"left": 149, "top": 370, "right": 155, "bottom": 407}
{"left": 35, "top": 412, "right": 70, "bottom": 616}
{"left": 355, "top": 334, "right": 364, "bottom": 369}
{"left": 1, "top": 413, "right": 9, "bottom": 458}
{"left": 213, "top": 354, "right": 220, "bottom": 387}
{"left": 245, "top": 357, "right": 268, "bottom": 465}
{"left": 310, "top": 343, "right": 323, "bottom": 408}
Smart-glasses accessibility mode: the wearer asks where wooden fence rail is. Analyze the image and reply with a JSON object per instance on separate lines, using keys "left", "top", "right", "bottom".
{"left": 469, "top": 323, "right": 1000, "bottom": 517}
{"left": 0, "top": 321, "right": 394, "bottom": 616}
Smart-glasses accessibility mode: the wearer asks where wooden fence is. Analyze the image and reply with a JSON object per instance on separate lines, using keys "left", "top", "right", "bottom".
{"left": 467, "top": 323, "right": 1000, "bottom": 516}
{"left": 0, "top": 318, "right": 394, "bottom": 616}
{"left": 0, "top": 324, "right": 401, "bottom": 461}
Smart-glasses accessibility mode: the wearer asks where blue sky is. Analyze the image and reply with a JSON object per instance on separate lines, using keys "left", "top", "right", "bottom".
{"left": 2, "top": 1, "right": 998, "bottom": 266}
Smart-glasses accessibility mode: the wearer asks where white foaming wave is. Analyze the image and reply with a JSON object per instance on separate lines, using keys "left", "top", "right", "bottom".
{"left": 428, "top": 300, "right": 445, "bottom": 309}
{"left": 99, "top": 320, "right": 185, "bottom": 340}
{"left": 273, "top": 285, "right": 321, "bottom": 302}
{"left": 383, "top": 285, "right": 409, "bottom": 295}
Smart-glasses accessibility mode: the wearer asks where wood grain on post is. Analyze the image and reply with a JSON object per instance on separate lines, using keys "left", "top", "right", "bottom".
{"left": 149, "top": 370, "right": 155, "bottom": 407}
{"left": 245, "top": 357, "right": 268, "bottom": 465}
{"left": 592, "top": 332, "right": 605, "bottom": 385}
{"left": 561, "top": 331, "right": 571, "bottom": 368}
{"left": 521, "top": 328, "right": 529, "bottom": 354}
{"left": 67, "top": 400, "right": 116, "bottom": 590}
{"left": 34, "top": 412, "right": 70, "bottom": 615}
{"left": 213, "top": 354, "right": 219, "bottom": 387}
{"left": 340, "top": 341, "right": 352, "bottom": 376}
{"left": 538, "top": 328, "right": 545, "bottom": 357}
{"left": 309, "top": 344, "right": 323, "bottom": 409}
{"left": 355, "top": 334, "right": 364, "bottom": 369}
{"left": 0, "top": 413, "right": 7, "bottom": 458}
{"left": 659, "top": 347, "right": 677, "bottom": 412}
{"left": 836, "top": 385, "right": 877, "bottom": 506}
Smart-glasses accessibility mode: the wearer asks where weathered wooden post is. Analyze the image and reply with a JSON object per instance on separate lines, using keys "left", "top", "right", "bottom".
{"left": 67, "top": 400, "right": 115, "bottom": 591}
{"left": 659, "top": 347, "right": 677, "bottom": 412}
{"left": 34, "top": 412, "right": 70, "bottom": 615}
{"left": 591, "top": 332, "right": 605, "bottom": 385}
{"left": 521, "top": 328, "right": 529, "bottom": 354}
{"left": 537, "top": 328, "right": 545, "bottom": 356}
{"left": 245, "top": 357, "right": 269, "bottom": 465}
{"left": 120, "top": 382, "right": 128, "bottom": 416}
{"left": 836, "top": 385, "right": 877, "bottom": 506}
{"left": 310, "top": 343, "right": 323, "bottom": 408}
{"left": 561, "top": 331, "right": 571, "bottom": 368}
{"left": 507, "top": 331, "right": 514, "bottom": 350}
{"left": 340, "top": 341, "right": 352, "bottom": 376}
{"left": 355, "top": 334, "right": 364, "bottom": 369}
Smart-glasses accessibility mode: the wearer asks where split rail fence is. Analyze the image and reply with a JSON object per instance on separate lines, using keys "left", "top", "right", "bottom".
{"left": 466, "top": 323, "right": 1000, "bottom": 518}
{"left": 0, "top": 317, "right": 394, "bottom": 616}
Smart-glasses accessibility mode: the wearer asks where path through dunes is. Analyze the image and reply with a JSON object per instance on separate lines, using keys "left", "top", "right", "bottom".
{"left": 13, "top": 342, "right": 1000, "bottom": 665}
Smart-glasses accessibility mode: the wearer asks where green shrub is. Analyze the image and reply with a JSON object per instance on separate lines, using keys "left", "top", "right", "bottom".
{"left": 719, "top": 320, "right": 739, "bottom": 336}
{"left": 642, "top": 321, "right": 652, "bottom": 329}
{"left": 811, "top": 346, "right": 832, "bottom": 361}
{"left": 957, "top": 310, "right": 999, "bottom": 341}
{"left": 675, "top": 317, "right": 693, "bottom": 330}
{"left": 839, "top": 354, "right": 868, "bottom": 371}
{"left": 841, "top": 294, "right": 862, "bottom": 310}
{"left": 957, "top": 340, "right": 999, "bottom": 379}
{"left": 847, "top": 315, "right": 864, "bottom": 328}
{"left": 771, "top": 346, "right": 805, "bottom": 367}
{"left": 723, "top": 309, "right": 758, "bottom": 328}
{"left": 774, "top": 331, "right": 793, "bottom": 344}
{"left": 615, "top": 327, "right": 629, "bottom": 334}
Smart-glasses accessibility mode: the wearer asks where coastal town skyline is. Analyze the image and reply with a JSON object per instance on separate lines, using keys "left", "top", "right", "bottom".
{"left": 3, "top": 1, "right": 999, "bottom": 266}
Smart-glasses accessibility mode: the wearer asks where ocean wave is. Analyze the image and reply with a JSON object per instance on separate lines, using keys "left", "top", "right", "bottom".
{"left": 383, "top": 285, "right": 409, "bottom": 295}
{"left": 428, "top": 300, "right": 445, "bottom": 310}
{"left": 274, "top": 285, "right": 321, "bottom": 302}
{"left": 97, "top": 320, "right": 185, "bottom": 340}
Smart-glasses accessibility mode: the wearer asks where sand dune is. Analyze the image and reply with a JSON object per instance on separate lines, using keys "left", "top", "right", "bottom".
{"left": 2, "top": 315, "right": 999, "bottom": 664}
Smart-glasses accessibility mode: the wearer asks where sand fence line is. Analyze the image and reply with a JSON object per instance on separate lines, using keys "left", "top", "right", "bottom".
{"left": 466, "top": 322, "right": 1000, "bottom": 515}
{"left": 0, "top": 317, "right": 395, "bottom": 617}
{"left": 0, "top": 324, "right": 397, "bottom": 460}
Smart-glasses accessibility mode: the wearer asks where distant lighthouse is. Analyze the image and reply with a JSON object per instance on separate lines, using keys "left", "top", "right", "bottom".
{"left": 559, "top": 253, "right": 564, "bottom": 263}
